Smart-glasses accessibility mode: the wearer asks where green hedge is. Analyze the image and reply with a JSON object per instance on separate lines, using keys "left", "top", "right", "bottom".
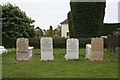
{"left": 53, "top": 38, "right": 66, "bottom": 48}
{"left": 68, "top": 2, "right": 106, "bottom": 38}
{"left": 102, "top": 23, "right": 120, "bottom": 35}
{"left": 2, "top": 38, "right": 93, "bottom": 49}
{"left": 29, "top": 38, "right": 40, "bottom": 48}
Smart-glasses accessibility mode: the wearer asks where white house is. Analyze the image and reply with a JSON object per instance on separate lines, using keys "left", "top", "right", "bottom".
{"left": 118, "top": 1, "right": 120, "bottom": 23}
{"left": 60, "top": 19, "right": 69, "bottom": 38}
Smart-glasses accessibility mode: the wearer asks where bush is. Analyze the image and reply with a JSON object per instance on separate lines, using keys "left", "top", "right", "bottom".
{"left": 53, "top": 38, "right": 67, "bottom": 48}
{"left": 79, "top": 38, "right": 91, "bottom": 48}
{"left": 2, "top": 38, "right": 92, "bottom": 49}
{"left": 2, "top": 38, "right": 16, "bottom": 48}
{"left": 29, "top": 38, "right": 40, "bottom": 48}
{"left": 69, "top": 2, "right": 106, "bottom": 38}
{"left": 2, "top": 37, "right": 108, "bottom": 49}
{"left": 102, "top": 23, "right": 120, "bottom": 35}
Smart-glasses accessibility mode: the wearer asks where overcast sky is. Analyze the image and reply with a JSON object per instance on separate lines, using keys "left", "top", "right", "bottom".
{"left": 0, "top": 0, "right": 119, "bottom": 30}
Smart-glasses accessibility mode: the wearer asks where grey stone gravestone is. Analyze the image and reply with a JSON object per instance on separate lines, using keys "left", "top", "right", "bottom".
{"left": 16, "top": 38, "right": 34, "bottom": 60}
{"left": 65, "top": 38, "right": 79, "bottom": 60}
{"left": 40, "top": 37, "right": 54, "bottom": 61}
{"left": 85, "top": 38, "right": 104, "bottom": 61}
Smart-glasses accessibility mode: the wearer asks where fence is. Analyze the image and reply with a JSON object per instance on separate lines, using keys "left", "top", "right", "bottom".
{"left": 107, "top": 35, "right": 120, "bottom": 53}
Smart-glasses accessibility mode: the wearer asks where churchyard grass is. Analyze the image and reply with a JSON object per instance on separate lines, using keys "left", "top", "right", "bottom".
{"left": 2, "top": 49, "right": 118, "bottom": 78}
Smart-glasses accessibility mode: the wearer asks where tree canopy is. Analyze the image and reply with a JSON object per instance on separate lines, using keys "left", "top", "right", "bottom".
{"left": 48, "top": 26, "right": 54, "bottom": 37}
{"left": 2, "top": 3, "right": 35, "bottom": 39}
{"left": 35, "top": 27, "right": 43, "bottom": 38}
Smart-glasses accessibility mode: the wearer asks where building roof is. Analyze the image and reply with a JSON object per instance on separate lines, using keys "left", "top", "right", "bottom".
{"left": 60, "top": 19, "right": 68, "bottom": 24}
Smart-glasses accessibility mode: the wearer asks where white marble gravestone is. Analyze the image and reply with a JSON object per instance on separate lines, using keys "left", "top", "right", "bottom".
{"left": 85, "top": 44, "right": 91, "bottom": 59}
{"left": 85, "top": 38, "right": 104, "bottom": 61}
{"left": 16, "top": 38, "right": 34, "bottom": 60}
{"left": 40, "top": 37, "right": 54, "bottom": 61}
{"left": 65, "top": 38, "right": 79, "bottom": 60}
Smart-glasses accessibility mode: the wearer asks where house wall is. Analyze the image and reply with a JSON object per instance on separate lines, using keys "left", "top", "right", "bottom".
{"left": 118, "top": 1, "right": 120, "bottom": 23}
{"left": 61, "top": 24, "right": 69, "bottom": 38}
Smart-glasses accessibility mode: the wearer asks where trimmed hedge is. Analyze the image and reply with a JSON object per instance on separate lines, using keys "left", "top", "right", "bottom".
{"left": 2, "top": 38, "right": 94, "bottom": 49}
{"left": 53, "top": 38, "right": 66, "bottom": 48}
{"left": 2, "top": 37, "right": 108, "bottom": 49}
{"left": 102, "top": 23, "right": 120, "bottom": 35}
{"left": 68, "top": 2, "right": 106, "bottom": 38}
{"left": 2, "top": 38, "right": 16, "bottom": 48}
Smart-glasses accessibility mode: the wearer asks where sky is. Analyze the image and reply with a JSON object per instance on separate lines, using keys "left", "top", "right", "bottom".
{"left": 0, "top": 0, "right": 120, "bottom": 30}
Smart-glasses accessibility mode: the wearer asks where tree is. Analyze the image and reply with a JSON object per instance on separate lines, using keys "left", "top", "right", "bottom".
{"left": 68, "top": 2, "right": 106, "bottom": 38}
{"left": 2, "top": 3, "right": 35, "bottom": 39}
{"left": 54, "top": 25, "right": 61, "bottom": 37}
{"left": 35, "top": 27, "right": 43, "bottom": 38}
{"left": 48, "top": 26, "right": 54, "bottom": 37}
{"left": 43, "top": 29, "right": 47, "bottom": 36}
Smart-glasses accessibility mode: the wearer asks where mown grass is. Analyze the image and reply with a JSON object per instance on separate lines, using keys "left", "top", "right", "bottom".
{"left": 2, "top": 49, "right": 118, "bottom": 78}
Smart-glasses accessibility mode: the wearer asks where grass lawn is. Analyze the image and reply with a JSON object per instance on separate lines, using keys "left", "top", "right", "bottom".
{"left": 2, "top": 49, "right": 118, "bottom": 78}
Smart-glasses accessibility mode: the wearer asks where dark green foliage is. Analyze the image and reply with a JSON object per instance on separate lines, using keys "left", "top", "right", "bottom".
{"left": 53, "top": 38, "right": 67, "bottom": 48}
{"left": 3, "top": 38, "right": 109, "bottom": 49}
{"left": 2, "top": 3, "right": 35, "bottom": 39}
{"left": 2, "top": 38, "right": 16, "bottom": 48}
{"left": 29, "top": 38, "right": 40, "bottom": 48}
{"left": 79, "top": 38, "right": 91, "bottom": 48}
{"left": 68, "top": 11, "right": 75, "bottom": 38}
{"left": 2, "top": 37, "right": 110, "bottom": 49}
{"left": 113, "top": 28, "right": 120, "bottom": 35}
{"left": 0, "top": 4, "right": 2, "bottom": 45}
{"left": 54, "top": 25, "right": 61, "bottom": 38}
{"left": 48, "top": 26, "right": 54, "bottom": 37}
{"left": 102, "top": 23, "right": 120, "bottom": 35}
{"left": 68, "top": 2, "right": 106, "bottom": 38}
{"left": 35, "top": 27, "right": 43, "bottom": 38}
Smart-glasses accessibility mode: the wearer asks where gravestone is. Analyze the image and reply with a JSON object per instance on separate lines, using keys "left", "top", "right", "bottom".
{"left": 16, "top": 38, "right": 34, "bottom": 60}
{"left": 90, "top": 38, "right": 104, "bottom": 61}
{"left": 85, "top": 38, "right": 104, "bottom": 61}
{"left": 65, "top": 38, "right": 79, "bottom": 60}
{"left": 40, "top": 37, "right": 54, "bottom": 61}
{"left": 85, "top": 44, "right": 91, "bottom": 59}
{"left": 0, "top": 46, "right": 7, "bottom": 54}
{"left": 115, "top": 47, "right": 120, "bottom": 54}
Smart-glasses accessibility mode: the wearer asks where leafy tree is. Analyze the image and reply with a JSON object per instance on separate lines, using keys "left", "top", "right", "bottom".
{"left": 2, "top": 3, "right": 35, "bottom": 39}
{"left": 48, "top": 26, "right": 54, "bottom": 37}
{"left": 54, "top": 25, "right": 61, "bottom": 37}
{"left": 35, "top": 27, "right": 43, "bottom": 38}
{"left": 43, "top": 29, "right": 47, "bottom": 36}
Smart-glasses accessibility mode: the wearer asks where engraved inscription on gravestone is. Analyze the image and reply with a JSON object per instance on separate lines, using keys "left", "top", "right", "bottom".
{"left": 68, "top": 42, "right": 78, "bottom": 49}
{"left": 40, "top": 37, "right": 54, "bottom": 61}
{"left": 91, "top": 38, "right": 104, "bottom": 61}
{"left": 17, "top": 38, "right": 28, "bottom": 53}
{"left": 16, "top": 38, "right": 34, "bottom": 60}
{"left": 65, "top": 38, "right": 79, "bottom": 60}
{"left": 41, "top": 40, "right": 52, "bottom": 50}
